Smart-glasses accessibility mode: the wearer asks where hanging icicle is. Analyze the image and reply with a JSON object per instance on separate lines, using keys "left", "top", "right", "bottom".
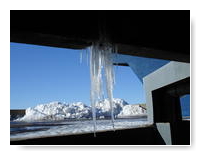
{"left": 80, "top": 49, "right": 83, "bottom": 64}
{"left": 90, "top": 42, "right": 116, "bottom": 136}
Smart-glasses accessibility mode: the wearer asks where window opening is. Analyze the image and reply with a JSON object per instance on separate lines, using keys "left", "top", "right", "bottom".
{"left": 11, "top": 42, "right": 157, "bottom": 141}
{"left": 180, "top": 94, "right": 190, "bottom": 120}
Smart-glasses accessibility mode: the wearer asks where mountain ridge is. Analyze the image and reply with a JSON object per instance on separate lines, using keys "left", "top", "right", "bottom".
{"left": 15, "top": 98, "right": 146, "bottom": 121}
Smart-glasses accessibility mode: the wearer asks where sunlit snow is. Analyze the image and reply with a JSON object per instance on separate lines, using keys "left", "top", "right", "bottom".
{"left": 16, "top": 98, "right": 146, "bottom": 122}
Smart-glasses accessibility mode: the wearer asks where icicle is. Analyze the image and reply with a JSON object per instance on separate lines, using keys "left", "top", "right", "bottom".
{"left": 90, "top": 42, "right": 116, "bottom": 136}
{"left": 113, "top": 45, "right": 118, "bottom": 86}
{"left": 86, "top": 48, "right": 89, "bottom": 66}
{"left": 80, "top": 50, "right": 83, "bottom": 64}
{"left": 104, "top": 44, "right": 115, "bottom": 130}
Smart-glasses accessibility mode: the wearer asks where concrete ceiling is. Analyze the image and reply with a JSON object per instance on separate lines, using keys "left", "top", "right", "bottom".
{"left": 10, "top": 10, "right": 190, "bottom": 62}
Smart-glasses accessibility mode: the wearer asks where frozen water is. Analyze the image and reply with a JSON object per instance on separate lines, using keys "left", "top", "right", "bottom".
{"left": 80, "top": 49, "right": 83, "bottom": 64}
{"left": 90, "top": 42, "right": 116, "bottom": 135}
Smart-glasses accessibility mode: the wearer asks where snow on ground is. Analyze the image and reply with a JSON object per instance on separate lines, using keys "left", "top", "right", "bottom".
{"left": 11, "top": 99, "right": 149, "bottom": 141}
{"left": 16, "top": 98, "right": 146, "bottom": 122}
{"left": 10, "top": 119, "right": 151, "bottom": 141}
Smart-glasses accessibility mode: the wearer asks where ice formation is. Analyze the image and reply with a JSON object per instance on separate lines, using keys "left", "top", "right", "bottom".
{"left": 90, "top": 42, "right": 116, "bottom": 135}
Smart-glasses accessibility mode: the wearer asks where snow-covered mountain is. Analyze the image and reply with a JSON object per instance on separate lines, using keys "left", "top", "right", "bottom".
{"left": 17, "top": 99, "right": 146, "bottom": 121}
{"left": 95, "top": 98, "right": 128, "bottom": 118}
{"left": 118, "top": 104, "right": 146, "bottom": 118}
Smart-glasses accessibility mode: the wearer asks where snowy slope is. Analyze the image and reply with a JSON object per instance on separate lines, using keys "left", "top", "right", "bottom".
{"left": 95, "top": 98, "right": 128, "bottom": 118}
{"left": 117, "top": 104, "right": 146, "bottom": 117}
{"left": 17, "top": 99, "right": 146, "bottom": 121}
{"left": 18, "top": 102, "right": 92, "bottom": 121}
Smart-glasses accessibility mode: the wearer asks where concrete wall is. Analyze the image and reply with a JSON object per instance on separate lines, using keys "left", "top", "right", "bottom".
{"left": 143, "top": 61, "right": 190, "bottom": 124}
{"left": 143, "top": 61, "right": 190, "bottom": 145}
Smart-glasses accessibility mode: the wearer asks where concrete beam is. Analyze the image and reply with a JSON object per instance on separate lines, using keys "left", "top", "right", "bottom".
{"left": 143, "top": 61, "right": 190, "bottom": 123}
{"left": 116, "top": 43, "right": 190, "bottom": 63}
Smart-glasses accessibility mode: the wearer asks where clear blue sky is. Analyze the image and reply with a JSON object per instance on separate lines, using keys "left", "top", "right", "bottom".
{"left": 10, "top": 43, "right": 145, "bottom": 109}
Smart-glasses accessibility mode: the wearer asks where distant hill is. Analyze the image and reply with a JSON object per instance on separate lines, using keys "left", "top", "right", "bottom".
{"left": 13, "top": 99, "right": 147, "bottom": 121}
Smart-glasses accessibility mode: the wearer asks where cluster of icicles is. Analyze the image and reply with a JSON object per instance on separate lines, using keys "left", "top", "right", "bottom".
{"left": 89, "top": 42, "right": 116, "bottom": 137}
